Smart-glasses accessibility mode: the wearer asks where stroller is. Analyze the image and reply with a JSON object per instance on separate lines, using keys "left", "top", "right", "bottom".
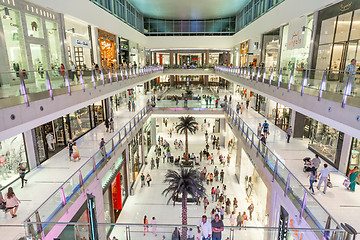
{"left": 303, "top": 157, "right": 312, "bottom": 172}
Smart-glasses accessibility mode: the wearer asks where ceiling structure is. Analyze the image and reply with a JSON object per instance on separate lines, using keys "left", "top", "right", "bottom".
{"left": 127, "top": 0, "right": 251, "bottom": 20}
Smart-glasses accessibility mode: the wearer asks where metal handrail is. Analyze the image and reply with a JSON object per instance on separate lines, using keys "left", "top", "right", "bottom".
{"left": 224, "top": 105, "right": 341, "bottom": 229}
{"left": 24, "top": 105, "right": 152, "bottom": 223}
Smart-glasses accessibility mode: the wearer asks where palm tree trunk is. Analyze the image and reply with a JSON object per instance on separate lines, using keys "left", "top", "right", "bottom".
{"left": 181, "top": 191, "right": 188, "bottom": 240}
{"left": 185, "top": 129, "right": 189, "bottom": 164}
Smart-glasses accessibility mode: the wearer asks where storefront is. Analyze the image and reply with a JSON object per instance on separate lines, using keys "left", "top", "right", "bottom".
{"left": 119, "top": 37, "right": 129, "bottom": 64}
{"left": 0, "top": 1, "right": 65, "bottom": 86}
{"left": 143, "top": 120, "right": 152, "bottom": 155}
{"left": 313, "top": 1, "right": 360, "bottom": 84}
{"left": 279, "top": 15, "right": 314, "bottom": 79}
{"left": 98, "top": 29, "right": 117, "bottom": 69}
{"left": 303, "top": 117, "right": 343, "bottom": 167}
{"left": 0, "top": 134, "right": 28, "bottom": 190}
{"left": 262, "top": 28, "right": 281, "bottom": 69}
{"left": 92, "top": 100, "right": 105, "bottom": 126}
{"left": 102, "top": 150, "right": 128, "bottom": 234}
{"left": 110, "top": 91, "right": 127, "bottom": 112}
{"left": 267, "top": 100, "right": 292, "bottom": 131}
{"left": 251, "top": 93, "right": 266, "bottom": 116}
{"left": 348, "top": 138, "right": 360, "bottom": 179}
{"left": 34, "top": 116, "right": 66, "bottom": 163}
{"left": 65, "top": 16, "right": 93, "bottom": 71}
{"left": 128, "top": 130, "right": 143, "bottom": 188}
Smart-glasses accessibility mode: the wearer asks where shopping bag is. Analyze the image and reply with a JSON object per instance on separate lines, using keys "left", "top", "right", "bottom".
{"left": 327, "top": 179, "right": 333, "bottom": 188}
{"left": 343, "top": 179, "right": 350, "bottom": 188}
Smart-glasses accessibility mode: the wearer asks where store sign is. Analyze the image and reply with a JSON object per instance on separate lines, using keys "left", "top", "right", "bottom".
{"left": 71, "top": 37, "right": 90, "bottom": 48}
{"left": 287, "top": 17, "right": 306, "bottom": 50}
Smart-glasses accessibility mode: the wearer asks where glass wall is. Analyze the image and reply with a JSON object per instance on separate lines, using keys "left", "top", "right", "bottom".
{"left": 0, "top": 134, "right": 28, "bottom": 190}
{"left": 92, "top": 101, "right": 105, "bottom": 126}
{"left": 128, "top": 131, "right": 143, "bottom": 187}
{"left": 349, "top": 138, "right": 360, "bottom": 182}
{"left": 0, "top": 6, "right": 28, "bottom": 84}
{"left": 143, "top": 17, "right": 236, "bottom": 36}
{"left": 69, "top": 106, "right": 91, "bottom": 140}
{"left": 251, "top": 93, "right": 266, "bottom": 116}
{"left": 267, "top": 100, "right": 291, "bottom": 131}
{"left": 46, "top": 20, "right": 62, "bottom": 70}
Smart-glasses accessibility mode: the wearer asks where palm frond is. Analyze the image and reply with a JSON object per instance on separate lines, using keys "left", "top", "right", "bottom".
{"left": 175, "top": 115, "right": 198, "bottom": 135}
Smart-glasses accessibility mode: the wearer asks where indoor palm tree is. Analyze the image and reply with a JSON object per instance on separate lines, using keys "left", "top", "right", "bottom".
{"left": 162, "top": 167, "right": 206, "bottom": 240}
{"left": 175, "top": 116, "right": 198, "bottom": 165}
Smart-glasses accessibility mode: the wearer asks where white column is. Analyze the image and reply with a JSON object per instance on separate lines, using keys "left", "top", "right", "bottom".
{"left": 235, "top": 141, "right": 243, "bottom": 183}
{"left": 338, "top": 134, "right": 352, "bottom": 174}
{"left": 125, "top": 146, "right": 131, "bottom": 195}
{"left": 151, "top": 118, "right": 157, "bottom": 146}
{"left": 290, "top": 109, "right": 296, "bottom": 130}
{"left": 23, "top": 130, "right": 38, "bottom": 170}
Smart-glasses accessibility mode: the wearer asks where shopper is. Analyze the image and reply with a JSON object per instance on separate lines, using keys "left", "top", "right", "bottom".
{"left": 236, "top": 102, "right": 240, "bottom": 114}
{"left": 211, "top": 187, "right": 215, "bottom": 202}
{"left": 236, "top": 212, "right": 243, "bottom": 227}
{"left": 215, "top": 186, "right": 220, "bottom": 201}
{"left": 344, "top": 59, "right": 357, "bottom": 95}
{"left": 230, "top": 211, "right": 236, "bottom": 226}
{"left": 105, "top": 118, "right": 110, "bottom": 132}
{"left": 246, "top": 99, "right": 250, "bottom": 109}
{"left": 348, "top": 166, "right": 359, "bottom": 192}
{"left": 18, "top": 163, "right": 28, "bottom": 188}
{"left": 146, "top": 174, "right": 152, "bottom": 187}
{"left": 4, "top": 187, "right": 20, "bottom": 218}
{"left": 141, "top": 173, "right": 145, "bottom": 188}
{"left": 225, "top": 199, "right": 231, "bottom": 215}
{"left": 286, "top": 126, "right": 293, "bottom": 143}
{"left": 233, "top": 197, "right": 238, "bottom": 212}
{"left": 220, "top": 206, "right": 225, "bottom": 220}
{"left": 68, "top": 139, "right": 74, "bottom": 161}
{"left": 99, "top": 138, "right": 106, "bottom": 157}
{"left": 211, "top": 214, "right": 224, "bottom": 240}
{"left": 187, "top": 228, "right": 195, "bottom": 240}
{"left": 262, "top": 120, "right": 269, "bottom": 138}
{"left": 260, "top": 134, "right": 266, "bottom": 153}
{"left": 156, "top": 157, "right": 160, "bottom": 169}
{"left": 171, "top": 227, "right": 181, "bottom": 240}
{"left": 308, "top": 167, "right": 317, "bottom": 194}
{"left": 317, "top": 164, "right": 330, "bottom": 194}
{"left": 151, "top": 158, "right": 155, "bottom": 169}
{"left": 311, "top": 154, "right": 321, "bottom": 170}
{"left": 151, "top": 217, "right": 157, "bottom": 236}
{"left": 197, "top": 215, "right": 212, "bottom": 240}
{"left": 109, "top": 118, "right": 114, "bottom": 133}
{"left": 220, "top": 170, "right": 224, "bottom": 183}
{"left": 203, "top": 197, "right": 209, "bottom": 213}
{"left": 248, "top": 203, "right": 254, "bottom": 220}
{"left": 242, "top": 212, "right": 248, "bottom": 227}
{"left": 72, "top": 142, "right": 80, "bottom": 161}
{"left": 143, "top": 216, "right": 149, "bottom": 236}
{"left": 257, "top": 123, "right": 262, "bottom": 136}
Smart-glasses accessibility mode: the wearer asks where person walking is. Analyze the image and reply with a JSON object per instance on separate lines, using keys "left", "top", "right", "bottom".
{"left": 99, "top": 138, "right": 106, "bottom": 157}
{"left": 197, "top": 215, "right": 212, "bottom": 240}
{"left": 233, "top": 197, "right": 238, "bottom": 212}
{"left": 257, "top": 123, "right": 262, "bottom": 137}
{"left": 143, "top": 215, "right": 149, "bottom": 235}
{"left": 211, "top": 214, "right": 224, "bottom": 240}
{"left": 220, "top": 170, "right": 224, "bottom": 183}
{"left": 141, "top": 173, "right": 145, "bottom": 188}
{"left": 215, "top": 186, "right": 220, "bottom": 201}
{"left": 260, "top": 134, "right": 266, "bottom": 153}
{"left": 308, "top": 167, "right": 317, "bottom": 194}
{"left": 4, "top": 187, "right": 20, "bottom": 218}
{"left": 230, "top": 212, "right": 236, "bottom": 226}
{"left": 242, "top": 212, "right": 248, "bottom": 227}
{"left": 72, "top": 142, "right": 81, "bottom": 161}
{"left": 262, "top": 120, "right": 269, "bottom": 138}
{"left": 211, "top": 187, "right": 215, "bottom": 202}
{"left": 171, "top": 227, "right": 181, "bottom": 240}
{"left": 347, "top": 166, "right": 359, "bottom": 192}
{"left": 18, "top": 163, "right": 28, "bottom": 188}
{"left": 156, "top": 157, "right": 160, "bottom": 169}
{"left": 311, "top": 154, "right": 321, "bottom": 171}
{"left": 225, "top": 198, "right": 231, "bottom": 215}
{"left": 317, "top": 164, "right": 330, "bottom": 194}
{"left": 286, "top": 126, "right": 293, "bottom": 143}
{"left": 109, "top": 118, "right": 114, "bottom": 133}
{"left": 236, "top": 212, "right": 243, "bottom": 227}
{"left": 151, "top": 158, "right": 155, "bottom": 170}
{"left": 104, "top": 118, "right": 110, "bottom": 132}
{"left": 344, "top": 59, "right": 357, "bottom": 95}
{"left": 146, "top": 174, "right": 152, "bottom": 186}
{"left": 248, "top": 203, "right": 254, "bottom": 220}
{"left": 151, "top": 217, "right": 157, "bottom": 236}
{"left": 203, "top": 197, "right": 209, "bottom": 213}
{"left": 68, "top": 139, "right": 74, "bottom": 161}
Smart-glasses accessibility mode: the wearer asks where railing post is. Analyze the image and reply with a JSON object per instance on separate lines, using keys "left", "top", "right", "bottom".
{"left": 277, "top": 69, "right": 282, "bottom": 89}
{"left": 256, "top": 68, "right": 260, "bottom": 83}
{"left": 256, "top": 140, "right": 260, "bottom": 157}
{"left": 115, "top": 68, "right": 119, "bottom": 82}
{"left": 301, "top": 69, "right": 308, "bottom": 96}
{"left": 60, "top": 187, "right": 66, "bottom": 205}
{"left": 112, "top": 138, "right": 115, "bottom": 151}
{"left": 342, "top": 74, "right": 352, "bottom": 108}
{"left": 79, "top": 170, "right": 84, "bottom": 187}
{"left": 79, "top": 70, "right": 85, "bottom": 92}
{"left": 120, "top": 69, "right": 124, "bottom": 80}
{"left": 284, "top": 173, "right": 290, "bottom": 197}
{"left": 250, "top": 133, "right": 254, "bottom": 149}
{"left": 269, "top": 68, "right": 274, "bottom": 86}
{"left": 119, "top": 131, "right": 122, "bottom": 143}
{"left": 92, "top": 156, "right": 96, "bottom": 172}
{"left": 108, "top": 69, "right": 112, "bottom": 84}
{"left": 247, "top": 67, "right": 251, "bottom": 79}
{"left": 300, "top": 191, "right": 307, "bottom": 219}
{"left": 100, "top": 68, "right": 105, "bottom": 86}
{"left": 91, "top": 69, "right": 97, "bottom": 89}
{"left": 264, "top": 148, "right": 268, "bottom": 168}
{"left": 64, "top": 70, "right": 72, "bottom": 95}
{"left": 126, "top": 225, "right": 131, "bottom": 240}
{"left": 19, "top": 73, "right": 30, "bottom": 107}
{"left": 318, "top": 70, "right": 327, "bottom": 101}
{"left": 287, "top": 68, "right": 294, "bottom": 92}
{"left": 262, "top": 68, "right": 266, "bottom": 84}
{"left": 45, "top": 71, "right": 54, "bottom": 100}
{"left": 273, "top": 158, "right": 278, "bottom": 182}
{"left": 241, "top": 122, "right": 245, "bottom": 135}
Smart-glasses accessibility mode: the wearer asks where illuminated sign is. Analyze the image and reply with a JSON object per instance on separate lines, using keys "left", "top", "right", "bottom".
{"left": 71, "top": 36, "right": 90, "bottom": 48}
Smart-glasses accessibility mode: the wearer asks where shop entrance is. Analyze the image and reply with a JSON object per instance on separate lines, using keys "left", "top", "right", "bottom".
{"left": 30, "top": 44, "right": 48, "bottom": 81}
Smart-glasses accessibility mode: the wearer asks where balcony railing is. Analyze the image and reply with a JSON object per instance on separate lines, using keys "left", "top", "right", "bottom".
{"left": 215, "top": 66, "right": 360, "bottom": 108}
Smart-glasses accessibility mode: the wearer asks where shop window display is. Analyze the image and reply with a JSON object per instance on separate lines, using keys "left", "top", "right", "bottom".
{"left": 69, "top": 107, "right": 91, "bottom": 140}
{"left": 349, "top": 138, "right": 360, "bottom": 182}
{"left": 0, "top": 7, "right": 28, "bottom": 82}
{"left": 45, "top": 20, "right": 62, "bottom": 70}
{"left": 93, "top": 102, "right": 105, "bottom": 126}
{"left": 267, "top": 100, "right": 291, "bottom": 131}
{"left": 0, "top": 134, "right": 28, "bottom": 190}
{"left": 25, "top": 14, "right": 44, "bottom": 38}
{"left": 128, "top": 132, "right": 143, "bottom": 187}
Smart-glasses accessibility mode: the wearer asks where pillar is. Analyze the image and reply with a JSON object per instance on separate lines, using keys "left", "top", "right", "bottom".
{"left": 204, "top": 75, "right": 209, "bottom": 86}
{"left": 150, "top": 51, "right": 152, "bottom": 65}
{"left": 170, "top": 50, "right": 174, "bottom": 67}
{"left": 175, "top": 53, "right": 178, "bottom": 65}
{"left": 159, "top": 54, "right": 163, "bottom": 65}
{"left": 125, "top": 147, "right": 131, "bottom": 195}
{"left": 219, "top": 118, "right": 226, "bottom": 146}
{"left": 151, "top": 117, "right": 157, "bottom": 146}
{"left": 23, "top": 130, "right": 38, "bottom": 170}
{"left": 226, "top": 52, "right": 231, "bottom": 65}
{"left": 205, "top": 50, "right": 209, "bottom": 66}
{"left": 140, "top": 128, "right": 145, "bottom": 165}
{"left": 153, "top": 52, "right": 157, "bottom": 65}
{"left": 290, "top": 110, "right": 296, "bottom": 131}
{"left": 235, "top": 141, "right": 243, "bottom": 183}
{"left": 292, "top": 112, "right": 306, "bottom": 138}
{"left": 201, "top": 53, "right": 205, "bottom": 67}
{"left": 170, "top": 75, "right": 175, "bottom": 86}
{"left": 338, "top": 134, "right": 352, "bottom": 174}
